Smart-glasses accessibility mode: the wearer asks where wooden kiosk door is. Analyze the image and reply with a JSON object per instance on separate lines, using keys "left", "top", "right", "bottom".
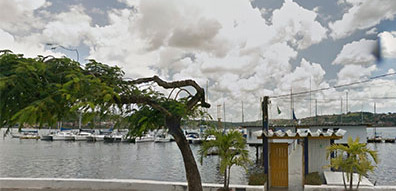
{"left": 270, "top": 143, "right": 288, "bottom": 187}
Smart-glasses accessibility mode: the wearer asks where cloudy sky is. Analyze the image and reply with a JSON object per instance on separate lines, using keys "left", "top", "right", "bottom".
{"left": 1, "top": 0, "right": 396, "bottom": 122}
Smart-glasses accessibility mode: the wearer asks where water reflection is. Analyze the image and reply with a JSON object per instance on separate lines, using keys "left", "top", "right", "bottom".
{"left": 0, "top": 133, "right": 253, "bottom": 184}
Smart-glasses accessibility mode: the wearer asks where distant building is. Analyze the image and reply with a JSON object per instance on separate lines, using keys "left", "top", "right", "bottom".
{"left": 244, "top": 124, "right": 369, "bottom": 190}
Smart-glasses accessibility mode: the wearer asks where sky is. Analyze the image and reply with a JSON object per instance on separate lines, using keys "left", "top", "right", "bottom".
{"left": 1, "top": 0, "right": 396, "bottom": 122}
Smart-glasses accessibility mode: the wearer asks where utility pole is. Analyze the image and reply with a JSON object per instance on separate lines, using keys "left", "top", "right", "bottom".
{"left": 374, "top": 102, "right": 377, "bottom": 137}
{"left": 361, "top": 103, "right": 364, "bottom": 124}
{"left": 262, "top": 96, "right": 269, "bottom": 175}
{"left": 217, "top": 104, "right": 222, "bottom": 128}
{"left": 315, "top": 99, "right": 318, "bottom": 124}
{"left": 242, "top": 101, "right": 244, "bottom": 123}
{"left": 340, "top": 97, "right": 343, "bottom": 123}
{"left": 290, "top": 88, "right": 293, "bottom": 120}
{"left": 309, "top": 77, "right": 312, "bottom": 117}
{"left": 223, "top": 102, "right": 226, "bottom": 130}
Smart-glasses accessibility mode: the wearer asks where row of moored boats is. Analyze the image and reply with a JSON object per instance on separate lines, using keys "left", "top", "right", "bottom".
{"left": 8, "top": 128, "right": 217, "bottom": 144}
{"left": 8, "top": 128, "right": 174, "bottom": 143}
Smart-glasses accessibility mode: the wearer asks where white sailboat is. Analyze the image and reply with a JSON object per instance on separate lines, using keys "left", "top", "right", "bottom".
{"left": 52, "top": 131, "right": 74, "bottom": 141}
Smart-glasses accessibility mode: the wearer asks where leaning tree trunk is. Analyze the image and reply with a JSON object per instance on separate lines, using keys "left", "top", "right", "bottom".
{"left": 349, "top": 172, "right": 353, "bottom": 191}
{"left": 166, "top": 116, "right": 203, "bottom": 191}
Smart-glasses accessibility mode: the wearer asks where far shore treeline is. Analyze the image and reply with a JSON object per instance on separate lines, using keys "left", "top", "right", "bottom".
{"left": 4, "top": 111, "right": 394, "bottom": 130}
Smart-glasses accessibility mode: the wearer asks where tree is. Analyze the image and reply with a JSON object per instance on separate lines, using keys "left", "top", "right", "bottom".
{"left": 0, "top": 51, "right": 210, "bottom": 191}
{"left": 326, "top": 136, "right": 378, "bottom": 190}
{"left": 199, "top": 128, "right": 251, "bottom": 191}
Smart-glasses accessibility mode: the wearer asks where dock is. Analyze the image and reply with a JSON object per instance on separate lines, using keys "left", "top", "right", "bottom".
{"left": 367, "top": 137, "right": 396, "bottom": 143}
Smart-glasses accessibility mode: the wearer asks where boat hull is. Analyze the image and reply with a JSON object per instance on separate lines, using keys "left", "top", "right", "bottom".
{"left": 40, "top": 135, "right": 53, "bottom": 141}
{"left": 52, "top": 135, "right": 74, "bottom": 141}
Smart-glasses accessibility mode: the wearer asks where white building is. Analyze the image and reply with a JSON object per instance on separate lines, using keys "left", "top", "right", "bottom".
{"left": 245, "top": 124, "right": 368, "bottom": 190}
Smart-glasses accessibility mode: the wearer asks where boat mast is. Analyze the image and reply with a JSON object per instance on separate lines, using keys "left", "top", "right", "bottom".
{"left": 374, "top": 102, "right": 377, "bottom": 137}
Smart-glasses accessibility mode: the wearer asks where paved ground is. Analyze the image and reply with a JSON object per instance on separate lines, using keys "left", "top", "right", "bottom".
{"left": 267, "top": 187, "right": 288, "bottom": 191}
{"left": 0, "top": 189, "right": 139, "bottom": 191}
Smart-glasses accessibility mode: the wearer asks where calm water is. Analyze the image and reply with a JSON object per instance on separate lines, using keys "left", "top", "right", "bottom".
{"left": 367, "top": 127, "right": 396, "bottom": 185}
{"left": 1, "top": 128, "right": 395, "bottom": 185}
{"left": 0, "top": 128, "right": 252, "bottom": 185}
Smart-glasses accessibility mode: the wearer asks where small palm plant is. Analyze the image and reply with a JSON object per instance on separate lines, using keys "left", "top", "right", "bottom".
{"left": 199, "top": 128, "right": 251, "bottom": 191}
{"left": 326, "top": 136, "right": 378, "bottom": 190}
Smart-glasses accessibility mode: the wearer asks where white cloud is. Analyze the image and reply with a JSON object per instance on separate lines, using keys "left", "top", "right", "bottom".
{"left": 0, "top": 0, "right": 47, "bottom": 33}
{"left": 277, "top": 58, "right": 327, "bottom": 92}
{"left": 2, "top": 0, "right": 395, "bottom": 121}
{"left": 337, "top": 64, "right": 376, "bottom": 85}
{"left": 333, "top": 39, "right": 376, "bottom": 65}
{"left": 271, "top": 0, "right": 328, "bottom": 49}
{"left": 333, "top": 38, "right": 378, "bottom": 87}
{"left": 366, "top": 28, "right": 377, "bottom": 35}
{"left": 0, "top": 29, "right": 60, "bottom": 57}
{"left": 330, "top": 0, "right": 396, "bottom": 39}
{"left": 42, "top": 5, "right": 92, "bottom": 47}
{"left": 379, "top": 31, "right": 396, "bottom": 58}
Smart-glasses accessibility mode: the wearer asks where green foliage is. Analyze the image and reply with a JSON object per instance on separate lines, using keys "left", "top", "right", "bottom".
{"left": 0, "top": 50, "right": 210, "bottom": 191}
{"left": 199, "top": 128, "right": 251, "bottom": 190}
{"left": 0, "top": 51, "right": 122, "bottom": 128}
{"left": 123, "top": 106, "right": 164, "bottom": 137}
{"left": 304, "top": 172, "right": 323, "bottom": 185}
{"left": 0, "top": 50, "right": 208, "bottom": 132}
{"left": 326, "top": 136, "right": 378, "bottom": 190}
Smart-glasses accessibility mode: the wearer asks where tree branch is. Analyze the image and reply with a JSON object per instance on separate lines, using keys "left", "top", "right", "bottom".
{"left": 129, "top": 76, "right": 210, "bottom": 111}
{"left": 119, "top": 94, "right": 172, "bottom": 117}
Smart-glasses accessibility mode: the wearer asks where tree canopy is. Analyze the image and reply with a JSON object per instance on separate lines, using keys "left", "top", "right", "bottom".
{"left": 0, "top": 50, "right": 210, "bottom": 191}
{"left": 0, "top": 51, "right": 209, "bottom": 132}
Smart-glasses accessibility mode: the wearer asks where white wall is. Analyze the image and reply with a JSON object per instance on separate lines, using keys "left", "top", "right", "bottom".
{"left": 288, "top": 141, "right": 303, "bottom": 191}
{"left": 247, "top": 127, "right": 262, "bottom": 145}
{"left": 308, "top": 139, "right": 330, "bottom": 174}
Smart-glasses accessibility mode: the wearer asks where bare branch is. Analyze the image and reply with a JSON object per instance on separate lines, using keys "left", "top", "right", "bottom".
{"left": 168, "top": 88, "right": 177, "bottom": 100}
{"left": 129, "top": 76, "right": 210, "bottom": 111}
{"left": 175, "top": 88, "right": 193, "bottom": 100}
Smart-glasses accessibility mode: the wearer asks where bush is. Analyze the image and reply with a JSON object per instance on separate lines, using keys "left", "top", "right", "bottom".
{"left": 304, "top": 172, "right": 323, "bottom": 185}
{"left": 248, "top": 172, "right": 267, "bottom": 185}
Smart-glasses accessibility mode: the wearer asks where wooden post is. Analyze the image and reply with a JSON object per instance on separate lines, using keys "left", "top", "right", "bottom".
{"left": 262, "top": 96, "right": 269, "bottom": 175}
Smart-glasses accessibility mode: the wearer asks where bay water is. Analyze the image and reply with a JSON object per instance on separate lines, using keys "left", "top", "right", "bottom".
{"left": 0, "top": 127, "right": 395, "bottom": 185}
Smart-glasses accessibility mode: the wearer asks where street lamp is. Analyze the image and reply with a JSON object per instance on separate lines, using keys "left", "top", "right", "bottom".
{"left": 46, "top": 43, "right": 79, "bottom": 62}
{"left": 46, "top": 43, "right": 81, "bottom": 128}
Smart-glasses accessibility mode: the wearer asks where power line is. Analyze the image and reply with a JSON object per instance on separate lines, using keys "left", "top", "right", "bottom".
{"left": 275, "top": 97, "right": 396, "bottom": 102}
{"left": 270, "top": 72, "right": 396, "bottom": 98}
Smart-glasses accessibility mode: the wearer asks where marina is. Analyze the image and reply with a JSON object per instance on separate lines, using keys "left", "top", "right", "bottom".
{"left": 0, "top": 128, "right": 251, "bottom": 185}
{"left": 1, "top": 127, "right": 396, "bottom": 186}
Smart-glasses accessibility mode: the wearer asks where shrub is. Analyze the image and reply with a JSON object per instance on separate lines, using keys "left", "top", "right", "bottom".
{"left": 304, "top": 172, "right": 323, "bottom": 185}
{"left": 248, "top": 172, "right": 267, "bottom": 185}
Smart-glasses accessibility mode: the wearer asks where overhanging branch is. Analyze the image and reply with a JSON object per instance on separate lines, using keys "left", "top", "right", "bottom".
{"left": 129, "top": 76, "right": 210, "bottom": 111}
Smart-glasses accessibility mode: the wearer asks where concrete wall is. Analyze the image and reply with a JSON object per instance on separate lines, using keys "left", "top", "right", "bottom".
{"left": 247, "top": 127, "right": 262, "bottom": 145}
{"left": 305, "top": 185, "right": 396, "bottom": 191}
{"left": 308, "top": 139, "right": 330, "bottom": 174}
{"left": 288, "top": 141, "right": 303, "bottom": 191}
{"left": 0, "top": 178, "right": 265, "bottom": 191}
